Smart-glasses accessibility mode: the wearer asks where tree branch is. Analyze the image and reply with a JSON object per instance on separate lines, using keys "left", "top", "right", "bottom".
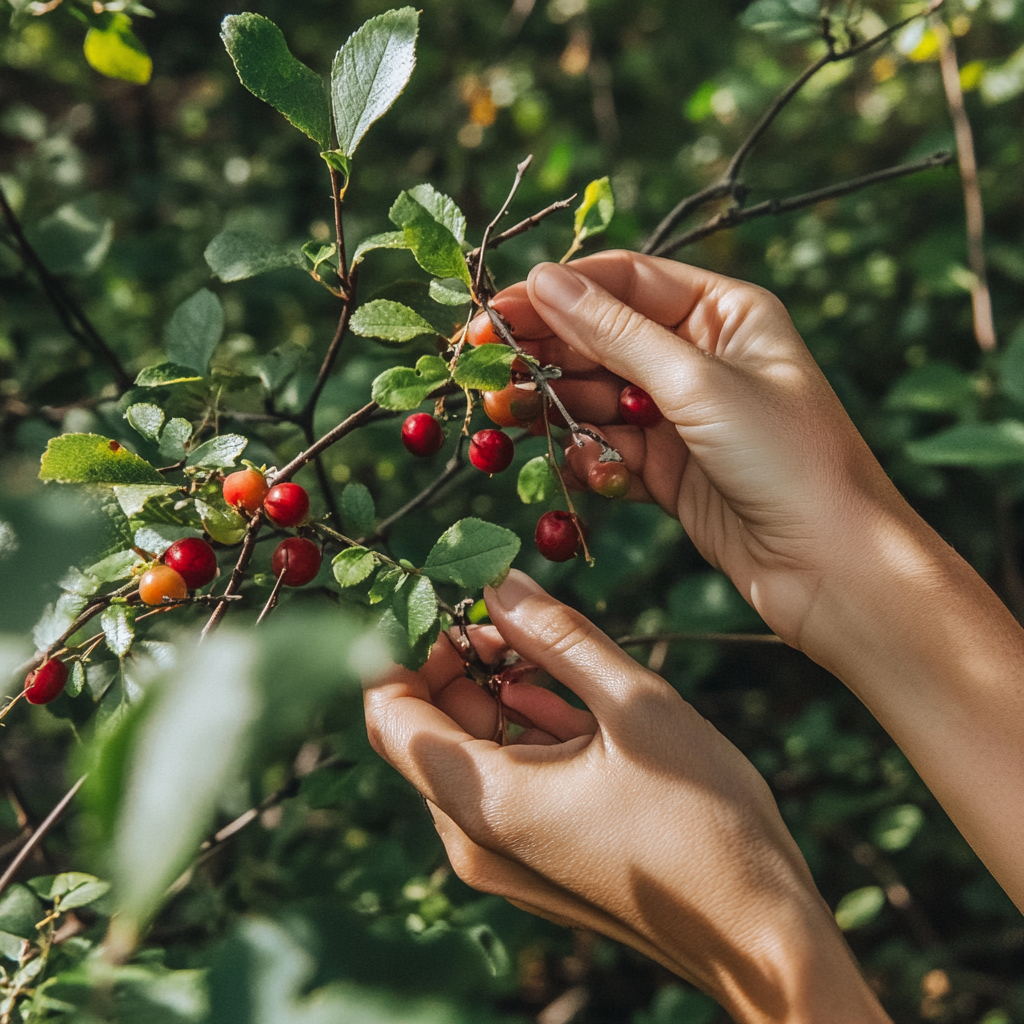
{"left": 200, "top": 511, "right": 264, "bottom": 641}
{"left": 475, "top": 155, "right": 533, "bottom": 296}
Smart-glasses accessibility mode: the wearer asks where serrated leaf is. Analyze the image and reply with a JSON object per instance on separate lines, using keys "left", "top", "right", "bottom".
{"left": 422, "top": 518, "right": 521, "bottom": 590}
{"left": 40, "top": 434, "right": 164, "bottom": 485}
{"left": 389, "top": 188, "right": 471, "bottom": 285}
{"left": 221, "top": 13, "right": 331, "bottom": 150}
{"left": 368, "top": 566, "right": 402, "bottom": 605}
{"left": 371, "top": 355, "right": 450, "bottom": 410}
{"left": 392, "top": 574, "right": 438, "bottom": 645}
{"left": 906, "top": 420, "right": 1024, "bottom": 468}
{"left": 332, "top": 547, "right": 377, "bottom": 587}
{"left": 83, "top": 12, "right": 152, "bottom": 84}
{"left": 330, "top": 7, "right": 419, "bottom": 159}
{"left": 429, "top": 277, "right": 472, "bottom": 306}
{"left": 186, "top": 434, "right": 247, "bottom": 469}
{"left": 204, "top": 229, "right": 307, "bottom": 283}
{"left": 453, "top": 345, "right": 515, "bottom": 391}
{"left": 125, "top": 403, "right": 164, "bottom": 441}
{"left": 350, "top": 299, "right": 438, "bottom": 342}
{"left": 573, "top": 176, "right": 614, "bottom": 242}
{"left": 194, "top": 499, "right": 247, "bottom": 546}
{"left": 159, "top": 418, "right": 193, "bottom": 462}
{"left": 0, "top": 884, "right": 44, "bottom": 940}
{"left": 112, "top": 484, "right": 182, "bottom": 518}
{"left": 350, "top": 230, "right": 409, "bottom": 266}
{"left": 134, "top": 362, "right": 204, "bottom": 387}
{"left": 164, "top": 289, "right": 224, "bottom": 376}
{"left": 302, "top": 241, "right": 337, "bottom": 272}
{"left": 378, "top": 603, "right": 436, "bottom": 670}
{"left": 27, "top": 195, "right": 113, "bottom": 277}
{"left": 68, "top": 661, "right": 86, "bottom": 698}
{"left": 401, "top": 184, "right": 467, "bottom": 243}
{"left": 340, "top": 483, "right": 375, "bottom": 536}
{"left": 101, "top": 604, "right": 135, "bottom": 658}
{"left": 517, "top": 455, "right": 560, "bottom": 504}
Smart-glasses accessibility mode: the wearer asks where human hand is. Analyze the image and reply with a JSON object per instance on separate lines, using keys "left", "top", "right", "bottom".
{"left": 364, "top": 570, "right": 892, "bottom": 1024}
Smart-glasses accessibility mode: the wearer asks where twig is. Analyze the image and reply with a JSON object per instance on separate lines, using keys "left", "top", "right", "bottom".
{"left": 466, "top": 195, "right": 575, "bottom": 267}
{"left": 615, "top": 631, "right": 784, "bottom": 647}
{"left": 300, "top": 266, "right": 360, "bottom": 423}
{"left": 255, "top": 569, "right": 287, "bottom": 625}
{"left": 652, "top": 152, "right": 953, "bottom": 258}
{"left": 935, "top": 18, "right": 996, "bottom": 351}
{"left": 475, "top": 155, "right": 533, "bottom": 297}
{"left": 200, "top": 511, "right": 264, "bottom": 641}
{"left": 269, "top": 400, "right": 380, "bottom": 485}
{"left": 0, "top": 776, "right": 86, "bottom": 898}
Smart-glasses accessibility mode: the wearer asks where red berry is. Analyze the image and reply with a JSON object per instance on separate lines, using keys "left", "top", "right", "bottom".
{"left": 25, "top": 659, "right": 68, "bottom": 705}
{"left": 618, "top": 385, "right": 662, "bottom": 429}
{"left": 466, "top": 313, "right": 502, "bottom": 346}
{"left": 138, "top": 564, "right": 188, "bottom": 605}
{"left": 588, "top": 461, "right": 630, "bottom": 499}
{"left": 163, "top": 538, "right": 218, "bottom": 589}
{"left": 483, "top": 383, "right": 543, "bottom": 428}
{"left": 469, "top": 429, "right": 515, "bottom": 474}
{"left": 264, "top": 482, "right": 309, "bottom": 527}
{"left": 402, "top": 413, "right": 445, "bottom": 457}
{"left": 223, "top": 468, "right": 270, "bottom": 512}
{"left": 272, "top": 537, "right": 322, "bottom": 587}
{"left": 535, "top": 511, "right": 582, "bottom": 562}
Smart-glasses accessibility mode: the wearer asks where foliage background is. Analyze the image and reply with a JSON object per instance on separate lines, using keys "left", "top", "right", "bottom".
{"left": 1, "top": 0, "right": 1024, "bottom": 1021}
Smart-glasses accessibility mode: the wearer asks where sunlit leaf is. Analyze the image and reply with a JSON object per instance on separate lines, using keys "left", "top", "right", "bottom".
{"left": 429, "top": 277, "right": 472, "bottom": 306}
{"left": 452, "top": 345, "right": 515, "bottom": 391}
{"left": 185, "top": 434, "right": 247, "bottom": 469}
{"left": 332, "top": 547, "right": 377, "bottom": 587}
{"left": 517, "top": 455, "right": 560, "bottom": 504}
{"left": 573, "top": 176, "right": 614, "bottom": 242}
{"left": 350, "top": 299, "right": 438, "bottom": 342}
{"left": 125, "top": 403, "right": 164, "bottom": 442}
{"left": 204, "top": 229, "right": 307, "bottom": 283}
{"left": 83, "top": 13, "right": 152, "bottom": 85}
{"left": 40, "top": 434, "right": 164, "bottom": 485}
{"left": 371, "top": 355, "right": 450, "bottom": 410}
{"left": 421, "top": 518, "right": 520, "bottom": 589}
{"left": 350, "top": 230, "right": 409, "bottom": 266}
{"left": 101, "top": 604, "right": 135, "bottom": 658}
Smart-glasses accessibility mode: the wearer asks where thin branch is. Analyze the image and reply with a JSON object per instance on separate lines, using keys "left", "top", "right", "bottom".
{"left": 615, "top": 631, "right": 784, "bottom": 647}
{"left": 935, "top": 18, "right": 996, "bottom": 351}
{"left": 270, "top": 400, "right": 379, "bottom": 485}
{"left": 300, "top": 266, "right": 359, "bottom": 422}
{"left": 475, "top": 156, "right": 533, "bottom": 296}
{"left": 652, "top": 152, "right": 953, "bottom": 258}
{"left": 467, "top": 195, "right": 576, "bottom": 267}
{"left": 200, "top": 511, "right": 264, "bottom": 641}
{"left": 329, "top": 166, "right": 348, "bottom": 291}
{"left": 0, "top": 776, "right": 87, "bottom": 898}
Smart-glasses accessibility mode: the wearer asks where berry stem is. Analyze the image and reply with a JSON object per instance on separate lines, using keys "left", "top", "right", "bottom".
{"left": 201, "top": 509, "right": 264, "bottom": 642}
{"left": 256, "top": 569, "right": 288, "bottom": 625}
{"left": 541, "top": 400, "right": 593, "bottom": 564}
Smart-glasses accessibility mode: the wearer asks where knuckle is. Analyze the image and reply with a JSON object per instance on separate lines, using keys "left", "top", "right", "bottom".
{"left": 592, "top": 300, "right": 649, "bottom": 351}
{"left": 527, "top": 604, "right": 601, "bottom": 666}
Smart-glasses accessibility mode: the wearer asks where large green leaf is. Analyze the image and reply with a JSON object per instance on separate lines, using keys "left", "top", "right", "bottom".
{"left": 906, "top": 420, "right": 1024, "bottom": 468}
{"left": 112, "top": 485, "right": 182, "bottom": 518}
{"left": 392, "top": 573, "right": 438, "bottom": 646}
{"left": 83, "top": 12, "right": 152, "bottom": 85}
{"left": 164, "top": 289, "right": 224, "bottom": 376}
{"left": 453, "top": 345, "right": 515, "bottom": 392}
{"left": 371, "top": 355, "right": 450, "bottom": 411}
{"left": 330, "top": 7, "right": 419, "bottom": 159}
{"left": 221, "top": 13, "right": 331, "bottom": 150}
{"left": 389, "top": 187, "right": 471, "bottom": 285}
{"left": 350, "top": 300, "right": 438, "bottom": 342}
{"left": 204, "top": 229, "right": 307, "bottom": 283}
{"left": 421, "top": 518, "right": 521, "bottom": 589}
{"left": 40, "top": 434, "right": 165, "bottom": 485}
{"left": 429, "top": 277, "right": 472, "bottom": 306}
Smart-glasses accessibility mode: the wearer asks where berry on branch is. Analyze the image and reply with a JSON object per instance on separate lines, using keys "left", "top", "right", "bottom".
{"left": 223, "top": 468, "right": 270, "bottom": 512}
{"left": 272, "top": 537, "right": 322, "bottom": 587}
{"left": 483, "top": 383, "right": 543, "bottom": 428}
{"left": 535, "top": 510, "right": 583, "bottom": 562}
{"left": 25, "top": 658, "right": 69, "bottom": 705}
{"left": 588, "top": 461, "right": 630, "bottom": 499}
{"left": 466, "top": 312, "right": 501, "bottom": 346}
{"left": 139, "top": 564, "right": 189, "bottom": 605}
{"left": 264, "top": 482, "right": 310, "bottom": 527}
{"left": 469, "top": 429, "right": 515, "bottom": 474}
{"left": 401, "top": 413, "right": 445, "bottom": 457}
{"left": 163, "top": 537, "right": 218, "bottom": 589}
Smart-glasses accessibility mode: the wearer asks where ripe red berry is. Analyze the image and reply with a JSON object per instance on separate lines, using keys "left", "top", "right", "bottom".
{"left": 223, "top": 468, "right": 270, "bottom": 512}
{"left": 24, "top": 658, "right": 68, "bottom": 705}
{"left": 138, "top": 564, "right": 188, "bottom": 605}
{"left": 466, "top": 312, "right": 501, "bottom": 346}
{"left": 535, "top": 511, "right": 582, "bottom": 562}
{"left": 401, "top": 413, "right": 445, "bottom": 457}
{"left": 483, "top": 383, "right": 543, "bottom": 428}
{"left": 469, "top": 429, "right": 515, "bottom": 474}
{"left": 272, "top": 537, "right": 322, "bottom": 587}
{"left": 163, "top": 537, "right": 218, "bottom": 589}
{"left": 264, "top": 482, "right": 310, "bottom": 527}
{"left": 588, "top": 461, "right": 630, "bottom": 499}
{"left": 618, "top": 385, "right": 663, "bottom": 429}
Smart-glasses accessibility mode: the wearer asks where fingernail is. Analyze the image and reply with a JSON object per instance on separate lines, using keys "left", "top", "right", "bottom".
{"left": 485, "top": 569, "right": 544, "bottom": 614}
{"left": 528, "top": 263, "right": 588, "bottom": 311}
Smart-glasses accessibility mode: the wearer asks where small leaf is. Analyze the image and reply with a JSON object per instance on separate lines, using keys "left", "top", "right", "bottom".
{"left": 40, "top": 434, "right": 164, "bottom": 485}
{"left": 368, "top": 566, "right": 402, "bottom": 605}
{"left": 350, "top": 230, "right": 409, "bottom": 266}
{"left": 68, "top": 661, "right": 86, "bottom": 698}
{"left": 55, "top": 878, "right": 111, "bottom": 911}
{"left": 341, "top": 483, "right": 375, "bottom": 536}
{"left": 86, "top": 550, "right": 143, "bottom": 584}
{"left": 517, "top": 455, "right": 560, "bottom": 504}
{"left": 429, "top": 277, "right": 472, "bottom": 306}
{"left": 27, "top": 195, "right": 113, "bottom": 276}
{"left": 392, "top": 574, "right": 438, "bottom": 645}
{"left": 422, "top": 518, "right": 521, "bottom": 590}
{"left": 83, "top": 13, "right": 152, "bottom": 84}
{"left": 398, "top": 183, "right": 467, "bottom": 243}
{"left": 453, "top": 345, "right": 515, "bottom": 392}
{"left": 906, "top": 420, "right": 1024, "bottom": 468}
{"left": 220, "top": 13, "right": 331, "bottom": 150}
{"left": 159, "top": 418, "right": 193, "bottom": 461}
{"left": 186, "top": 434, "right": 248, "bottom": 469}
{"left": 194, "top": 499, "right": 247, "bottom": 546}
{"left": 302, "top": 241, "right": 337, "bottom": 273}
{"left": 834, "top": 886, "right": 886, "bottom": 931}
{"left": 134, "top": 362, "right": 204, "bottom": 387}
{"left": 204, "top": 229, "right": 307, "bottom": 283}
{"left": 371, "top": 355, "right": 450, "bottom": 411}
{"left": 350, "top": 299, "right": 438, "bottom": 342}
{"left": 389, "top": 188, "right": 471, "bottom": 285}
{"left": 332, "top": 547, "right": 377, "bottom": 587}
{"left": 330, "top": 7, "right": 419, "bottom": 159}
{"left": 112, "top": 484, "right": 182, "bottom": 518}
{"left": 101, "top": 604, "right": 136, "bottom": 658}
{"left": 0, "top": 884, "right": 44, "bottom": 940}
{"left": 573, "top": 176, "right": 614, "bottom": 242}
{"left": 125, "top": 403, "right": 164, "bottom": 441}
{"left": 378, "top": 604, "right": 436, "bottom": 670}
{"left": 164, "top": 289, "right": 224, "bottom": 376}
{"left": 739, "top": 0, "right": 820, "bottom": 40}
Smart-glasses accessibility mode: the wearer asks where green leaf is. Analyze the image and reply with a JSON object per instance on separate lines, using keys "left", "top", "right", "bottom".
{"left": 378, "top": 603, "right": 436, "bottom": 670}
{"left": 164, "top": 289, "right": 224, "bottom": 376}
{"left": 884, "top": 362, "right": 978, "bottom": 415}
{"left": 28, "top": 873, "right": 111, "bottom": 911}
{"left": 87, "top": 550, "right": 144, "bottom": 584}
{"left": 194, "top": 498, "right": 247, "bottom": 546}
{"left": 906, "top": 420, "right": 1024, "bottom": 468}
{"left": 330, "top": 7, "right": 419, "bottom": 159}
{"left": 350, "top": 299, "right": 438, "bottom": 342}
{"left": 204, "top": 229, "right": 307, "bottom": 283}
{"left": 517, "top": 455, "right": 560, "bottom": 504}
{"left": 371, "top": 355, "right": 450, "bottom": 411}
{"left": 453, "top": 345, "right": 515, "bottom": 392}
{"left": 159, "top": 418, "right": 193, "bottom": 462}
{"left": 102, "top": 604, "right": 136, "bottom": 658}
{"left": 40, "top": 434, "right": 164, "bottom": 485}
{"left": 573, "top": 176, "right": 614, "bottom": 242}
{"left": 302, "top": 240, "right": 337, "bottom": 274}
{"left": 220, "top": 13, "right": 331, "bottom": 150}
{"left": 340, "top": 483, "right": 375, "bottom": 536}
{"left": 422, "top": 518, "right": 521, "bottom": 589}
{"left": 350, "top": 230, "right": 409, "bottom": 266}
{"left": 134, "top": 362, "right": 204, "bottom": 387}
{"left": 0, "top": 884, "right": 44, "bottom": 940}
{"left": 332, "top": 547, "right": 377, "bottom": 587}
{"left": 368, "top": 566, "right": 402, "bottom": 605}
{"left": 125, "top": 403, "right": 164, "bottom": 442}
{"left": 400, "top": 183, "right": 467, "bottom": 243}
{"left": 185, "top": 434, "right": 247, "bottom": 469}
{"left": 389, "top": 187, "right": 471, "bottom": 285}
{"left": 68, "top": 660, "right": 86, "bottom": 698}
{"left": 834, "top": 886, "right": 885, "bottom": 931}
{"left": 739, "top": 0, "right": 821, "bottom": 40}
{"left": 83, "top": 12, "right": 152, "bottom": 84}
{"left": 872, "top": 804, "right": 924, "bottom": 853}
{"left": 429, "top": 277, "right": 472, "bottom": 306}
{"left": 28, "top": 195, "right": 113, "bottom": 276}
{"left": 112, "top": 484, "right": 181, "bottom": 518}
{"left": 392, "top": 574, "right": 438, "bottom": 646}
{"left": 998, "top": 322, "right": 1024, "bottom": 405}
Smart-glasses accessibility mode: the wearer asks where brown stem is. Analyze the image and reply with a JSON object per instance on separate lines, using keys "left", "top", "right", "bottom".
{"left": 200, "top": 511, "right": 264, "bottom": 641}
{"left": 270, "top": 400, "right": 379, "bottom": 485}
{"left": 467, "top": 196, "right": 576, "bottom": 268}
{"left": 300, "top": 265, "right": 359, "bottom": 422}
{"left": 475, "top": 155, "right": 533, "bottom": 296}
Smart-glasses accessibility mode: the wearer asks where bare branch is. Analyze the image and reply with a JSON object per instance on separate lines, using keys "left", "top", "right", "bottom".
{"left": 467, "top": 196, "right": 576, "bottom": 266}
{"left": 269, "top": 400, "right": 379, "bottom": 485}
{"left": 200, "top": 511, "right": 264, "bottom": 641}
{"left": 301, "top": 265, "right": 360, "bottom": 422}
{"left": 475, "top": 155, "right": 533, "bottom": 296}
